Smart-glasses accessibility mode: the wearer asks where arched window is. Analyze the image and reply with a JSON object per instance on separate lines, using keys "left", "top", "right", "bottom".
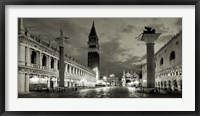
{"left": 42, "top": 55, "right": 46, "bottom": 66}
{"left": 57, "top": 61, "right": 59, "bottom": 70}
{"left": 160, "top": 57, "right": 164, "bottom": 66}
{"left": 74, "top": 68, "right": 76, "bottom": 74}
{"left": 164, "top": 81, "right": 167, "bottom": 88}
{"left": 67, "top": 65, "right": 70, "bottom": 73}
{"left": 173, "top": 80, "right": 178, "bottom": 90}
{"left": 170, "top": 51, "right": 175, "bottom": 61}
{"left": 51, "top": 58, "right": 54, "bottom": 68}
{"left": 31, "top": 51, "right": 37, "bottom": 64}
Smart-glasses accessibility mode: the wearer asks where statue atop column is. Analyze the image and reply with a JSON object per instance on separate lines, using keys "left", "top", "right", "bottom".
{"left": 143, "top": 26, "right": 156, "bottom": 34}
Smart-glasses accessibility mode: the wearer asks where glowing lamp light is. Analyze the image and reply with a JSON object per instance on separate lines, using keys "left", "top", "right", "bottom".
{"left": 51, "top": 78, "right": 56, "bottom": 81}
{"left": 103, "top": 76, "right": 107, "bottom": 80}
{"left": 109, "top": 74, "right": 115, "bottom": 77}
{"left": 30, "top": 76, "right": 39, "bottom": 84}
{"left": 143, "top": 80, "right": 147, "bottom": 82}
{"left": 134, "top": 81, "right": 139, "bottom": 84}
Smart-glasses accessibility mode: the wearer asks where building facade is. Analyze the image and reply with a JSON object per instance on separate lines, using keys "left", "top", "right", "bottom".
{"left": 88, "top": 22, "right": 100, "bottom": 81}
{"left": 142, "top": 31, "right": 182, "bottom": 91}
{"left": 122, "top": 71, "right": 139, "bottom": 87}
{"left": 18, "top": 19, "right": 96, "bottom": 93}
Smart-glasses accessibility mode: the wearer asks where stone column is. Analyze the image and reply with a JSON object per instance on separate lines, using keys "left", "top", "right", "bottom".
{"left": 46, "top": 55, "right": 49, "bottom": 69}
{"left": 54, "top": 59, "right": 58, "bottom": 70}
{"left": 19, "top": 45, "right": 26, "bottom": 65}
{"left": 36, "top": 51, "right": 40, "bottom": 68}
{"left": 18, "top": 73, "right": 26, "bottom": 93}
{"left": 73, "top": 67, "right": 75, "bottom": 74}
{"left": 47, "top": 76, "right": 50, "bottom": 89}
{"left": 59, "top": 46, "right": 65, "bottom": 87}
{"left": 76, "top": 68, "right": 79, "bottom": 75}
{"left": 39, "top": 52, "right": 42, "bottom": 69}
{"left": 54, "top": 78, "right": 58, "bottom": 88}
{"left": 25, "top": 46, "right": 30, "bottom": 66}
{"left": 146, "top": 43, "right": 155, "bottom": 88}
{"left": 69, "top": 65, "right": 72, "bottom": 74}
{"left": 48, "top": 56, "right": 51, "bottom": 69}
{"left": 141, "top": 33, "right": 161, "bottom": 89}
{"left": 25, "top": 74, "right": 30, "bottom": 92}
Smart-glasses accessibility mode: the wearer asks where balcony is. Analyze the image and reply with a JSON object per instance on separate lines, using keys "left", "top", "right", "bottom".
{"left": 31, "top": 64, "right": 40, "bottom": 68}
{"left": 42, "top": 66, "right": 48, "bottom": 70}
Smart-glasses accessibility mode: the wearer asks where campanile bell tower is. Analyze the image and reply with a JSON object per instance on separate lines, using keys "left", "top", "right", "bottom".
{"left": 88, "top": 21, "right": 100, "bottom": 81}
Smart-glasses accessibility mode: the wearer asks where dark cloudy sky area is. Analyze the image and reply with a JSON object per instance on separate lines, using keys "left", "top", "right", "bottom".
{"left": 23, "top": 18, "right": 182, "bottom": 78}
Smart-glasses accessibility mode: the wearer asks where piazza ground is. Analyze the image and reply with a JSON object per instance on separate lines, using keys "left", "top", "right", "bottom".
{"left": 18, "top": 86, "right": 181, "bottom": 98}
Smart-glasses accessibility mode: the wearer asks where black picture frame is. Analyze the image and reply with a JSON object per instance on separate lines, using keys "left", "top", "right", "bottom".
{"left": 0, "top": 0, "right": 199, "bottom": 116}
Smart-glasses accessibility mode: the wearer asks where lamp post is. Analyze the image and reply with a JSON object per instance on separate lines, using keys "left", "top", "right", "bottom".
{"left": 138, "top": 26, "right": 161, "bottom": 90}
{"left": 55, "top": 28, "right": 69, "bottom": 88}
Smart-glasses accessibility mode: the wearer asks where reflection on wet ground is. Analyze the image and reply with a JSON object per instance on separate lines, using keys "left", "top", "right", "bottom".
{"left": 19, "top": 86, "right": 182, "bottom": 98}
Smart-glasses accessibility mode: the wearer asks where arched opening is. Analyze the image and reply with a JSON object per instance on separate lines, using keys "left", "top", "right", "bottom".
{"left": 161, "top": 81, "right": 163, "bottom": 89}
{"left": 126, "top": 80, "right": 131, "bottom": 83}
{"left": 67, "top": 65, "right": 70, "bottom": 73}
{"left": 80, "top": 70, "right": 82, "bottom": 76}
{"left": 31, "top": 51, "right": 37, "bottom": 64}
{"left": 71, "top": 67, "right": 73, "bottom": 74}
{"left": 42, "top": 55, "right": 46, "bottom": 66}
{"left": 160, "top": 57, "right": 164, "bottom": 66}
{"left": 51, "top": 58, "right": 54, "bottom": 69}
{"left": 168, "top": 80, "right": 171, "bottom": 90}
{"left": 170, "top": 51, "right": 175, "bottom": 61}
{"left": 126, "top": 80, "right": 132, "bottom": 87}
{"left": 77, "top": 69, "right": 79, "bottom": 75}
{"left": 57, "top": 61, "right": 59, "bottom": 70}
{"left": 173, "top": 80, "right": 178, "bottom": 91}
{"left": 158, "top": 82, "right": 160, "bottom": 88}
{"left": 164, "top": 81, "right": 167, "bottom": 89}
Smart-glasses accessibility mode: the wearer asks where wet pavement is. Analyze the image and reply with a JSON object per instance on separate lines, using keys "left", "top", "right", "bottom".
{"left": 19, "top": 86, "right": 182, "bottom": 98}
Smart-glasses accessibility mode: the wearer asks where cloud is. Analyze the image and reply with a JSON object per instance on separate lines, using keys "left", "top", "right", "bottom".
{"left": 121, "top": 25, "right": 141, "bottom": 33}
{"left": 22, "top": 18, "right": 182, "bottom": 78}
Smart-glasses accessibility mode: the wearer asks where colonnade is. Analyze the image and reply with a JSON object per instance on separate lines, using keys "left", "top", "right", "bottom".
{"left": 155, "top": 79, "right": 182, "bottom": 91}
{"left": 19, "top": 43, "right": 90, "bottom": 77}
{"left": 18, "top": 43, "right": 96, "bottom": 93}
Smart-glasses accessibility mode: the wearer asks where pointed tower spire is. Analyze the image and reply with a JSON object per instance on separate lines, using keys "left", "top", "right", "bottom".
{"left": 89, "top": 21, "right": 97, "bottom": 36}
{"left": 93, "top": 21, "right": 95, "bottom": 26}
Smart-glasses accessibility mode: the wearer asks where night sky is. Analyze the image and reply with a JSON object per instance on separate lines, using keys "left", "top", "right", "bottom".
{"left": 23, "top": 18, "right": 182, "bottom": 78}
